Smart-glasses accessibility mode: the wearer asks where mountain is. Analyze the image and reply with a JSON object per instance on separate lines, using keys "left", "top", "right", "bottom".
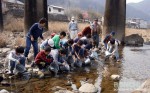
{"left": 18, "top": 0, "right": 150, "bottom": 21}
{"left": 47, "top": 0, "right": 105, "bottom": 13}
{"left": 128, "top": 0, "right": 150, "bottom": 17}
{"left": 47, "top": 0, "right": 150, "bottom": 21}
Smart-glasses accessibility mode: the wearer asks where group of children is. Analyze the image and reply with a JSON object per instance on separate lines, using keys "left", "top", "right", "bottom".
{"left": 6, "top": 18, "right": 121, "bottom": 79}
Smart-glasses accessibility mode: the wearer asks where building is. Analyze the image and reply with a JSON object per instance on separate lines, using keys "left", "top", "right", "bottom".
{"left": 48, "top": 5, "right": 65, "bottom": 15}
{"left": 2, "top": 0, "right": 24, "bottom": 10}
{"left": 126, "top": 18, "right": 148, "bottom": 29}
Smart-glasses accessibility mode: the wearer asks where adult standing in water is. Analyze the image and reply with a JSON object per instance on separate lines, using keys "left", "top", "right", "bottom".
{"left": 24, "top": 18, "right": 47, "bottom": 59}
{"left": 68, "top": 16, "right": 78, "bottom": 39}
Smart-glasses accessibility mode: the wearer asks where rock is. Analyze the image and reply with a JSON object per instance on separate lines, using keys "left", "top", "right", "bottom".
{"left": 132, "top": 79, "right": 150, "bottom": 93}
{"left": 51, "top": 86, "right": 66, "bottom": 91}
{"left": 144, "top": 41, "right": 150, "bottom": 45}
{"left": 79, "top": 83, "right": 98, "bottom": 93}
{"left": 110, "top": 74, "right": 120, "bottom": 81}
{"left": 2, "top": 48, "right": 11, "bottom": 53}
{"left": 37, "top": 71, "right": 44, "bottom": 78}
{"left": 55, "top": 90, "right": 74, "bottom": 93}
{"left": 28, "top": 53, "right": 34, "bottom": 62}
{"left": 0, "top": 89, "right": 9, "bottom": 93}
{"left": 125, "top": 34, "right": 144, "bottom": 46}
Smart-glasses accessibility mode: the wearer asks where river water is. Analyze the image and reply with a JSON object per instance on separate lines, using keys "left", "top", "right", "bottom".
{"left": 0, "top": 45, "right": 150, "bottom": 93}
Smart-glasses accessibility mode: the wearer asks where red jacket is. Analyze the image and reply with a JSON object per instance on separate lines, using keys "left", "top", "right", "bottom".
{"left": 82, "top": 26, "right": 91, "bottom": 36}
{"left": 35, "top": 51, "right": 53, "bottom": 64}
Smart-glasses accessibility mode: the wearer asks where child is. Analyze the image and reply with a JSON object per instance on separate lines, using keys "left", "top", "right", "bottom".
{"left": 35, "top": 46, "right": 53, "bottom": 70}
{"left": 57, "top": 49, "right": 70, "bottom": 72}
{"left": 40, "top": 39, "right": 54, "bottom": 51}
{"left": 103, "top": 31, "right": 115, "bottom": 49}
{"left": 8, "top": 46, "right": 26, "bottom": 75}
{"left": 106, "top": 38, "right": 120, "bottom": 62}
{"left": 24, "top": 18, "right": 47, "bottom": 58}
{"left": 52, "top": 31, "right": 66, "bottom": 49}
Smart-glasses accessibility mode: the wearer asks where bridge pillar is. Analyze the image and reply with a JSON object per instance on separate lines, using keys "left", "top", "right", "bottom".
{"left": 0, "top": 0, "right": 3, "bottom": 32}
{"left": 24, "top": 0, "right": 48, "bottom": 34}
{"left": 102, "top": 0, "right": 126, "bottom": 43}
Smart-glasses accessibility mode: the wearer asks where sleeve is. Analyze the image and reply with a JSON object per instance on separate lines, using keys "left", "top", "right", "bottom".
{"left": 68, "top": 22, "right": 71, "bottom": 31}
{"left": 103, "top": 35, "right": 109, "bottom": 43}
{"left": 112, "top": 41, "right": 118, "bottom": 54}
{"left": 107, "top": 41, "right": 111, "bottom": 51}
{"left": 29, "top": 23, "right": 38, "bottom": 36}
{"left": 40, "top": 29, "right": 44, "bottom": 40}
{"left": 40, "top": 40, "right": 47, "bottom": 49}
{"left": 8, "top": 52, "right": 18, "bottom": 62}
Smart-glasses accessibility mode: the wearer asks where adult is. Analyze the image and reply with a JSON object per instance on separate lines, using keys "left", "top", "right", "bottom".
{"left": 24, "top": 18, "right": 47, "bottom": 59}
{"left": 91, "top": 18, "right": 102, "bottom": 48}
{"left": 68, "top": 17, "right": 78, "bottom": 39}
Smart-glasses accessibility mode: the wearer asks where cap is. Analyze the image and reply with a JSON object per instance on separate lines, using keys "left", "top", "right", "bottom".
{"left": 48, "top": 39, "right": 54, "bottom": 47}
{"left": 110, "top": 31, "right": 115, "bottom": 36}
{"left": 51, "top": 33, "right": 56, "bottom": 37}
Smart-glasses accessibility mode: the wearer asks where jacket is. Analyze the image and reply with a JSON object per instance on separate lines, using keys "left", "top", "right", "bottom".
{"left": 35, "top": 51, "right": 53, "bottom": 64}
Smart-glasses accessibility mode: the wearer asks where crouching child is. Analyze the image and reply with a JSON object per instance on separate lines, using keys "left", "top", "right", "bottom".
{"left": 57, "top": 49, "right": 70, "bottom": 72}
{"left": 7, "top": 46, "right": 30, "bottom": 80}
{"left": 35, "top": 46, "right": 54, "bottom": 78}
{"left": 106, "top": 38, "right": 121, "bottom": 62}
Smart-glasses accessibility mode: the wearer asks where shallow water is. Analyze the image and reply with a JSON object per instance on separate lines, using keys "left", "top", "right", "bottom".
{"left": 0, "top": 45, "right": 150, "bottom": 93}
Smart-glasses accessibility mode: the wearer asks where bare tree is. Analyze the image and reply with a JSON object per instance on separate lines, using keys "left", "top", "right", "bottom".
{"left": 0, "top": 0, "right": 3, "bottom": 32}
{"left": 103, "top": 0, "right": 126, "bottom": 42}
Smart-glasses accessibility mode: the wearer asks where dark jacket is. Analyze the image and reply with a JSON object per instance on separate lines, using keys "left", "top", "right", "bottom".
{"left": 27, "top": 23, "right": 44, "bottom": 40}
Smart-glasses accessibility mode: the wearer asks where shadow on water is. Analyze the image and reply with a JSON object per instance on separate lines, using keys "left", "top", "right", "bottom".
{"left": 1, "top": 45, "right": 150, "bottom": 93}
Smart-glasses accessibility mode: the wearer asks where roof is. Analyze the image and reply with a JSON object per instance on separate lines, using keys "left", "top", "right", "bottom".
{"left": 3, "top": 0, "right": 24, "bottom": 5}
{"left": 48, "top": 5, "right": 64, "bottom": 10}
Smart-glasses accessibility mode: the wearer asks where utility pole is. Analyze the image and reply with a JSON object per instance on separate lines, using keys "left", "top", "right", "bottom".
{"left": 0, "top": 0, "right": 3, "bottom": 32}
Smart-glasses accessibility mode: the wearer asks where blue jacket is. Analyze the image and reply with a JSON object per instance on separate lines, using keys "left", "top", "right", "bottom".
{"left": 27, "top": 23, "right": 44, "bottom": 40}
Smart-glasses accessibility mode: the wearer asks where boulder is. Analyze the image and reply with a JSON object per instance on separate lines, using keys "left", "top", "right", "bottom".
{"left": 125, "top": 34, "right": 144, "bottom": 46}
{"left": 79, "top": 83, "right": 98, "bottom": 93}
{"left": 132, "top": 79, "right": 150, "bottom": 93}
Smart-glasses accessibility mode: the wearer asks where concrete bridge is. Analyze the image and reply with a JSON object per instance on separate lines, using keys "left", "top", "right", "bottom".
{"left": 0, "top": 0, "right": 126, "bottom": 42}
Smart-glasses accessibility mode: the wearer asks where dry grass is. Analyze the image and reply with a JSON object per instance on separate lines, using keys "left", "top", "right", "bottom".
{"left": 48, "top": 21, "right": 89, "bottom": 33}
{"left": 0, "top": 34, "right": 7, "bottom": 48}
{"left": 4, "top": 15, "right": 24, "bottom": 32}
{"left": 14, "top": 37, "right": 26, "bottom": 47}
{"left": 126, "top": 28, "right": 150, "bottom": 42}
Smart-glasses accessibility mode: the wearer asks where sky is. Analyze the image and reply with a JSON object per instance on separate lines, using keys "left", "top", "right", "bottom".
{"left": 126, "top": 0, "right": 144, "bottom": 3}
